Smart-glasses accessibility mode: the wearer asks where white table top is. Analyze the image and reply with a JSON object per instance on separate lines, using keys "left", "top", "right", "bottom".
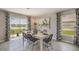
{"left": 33, "top": 33, "right": 48, "bottom": 39}
{"left": 33, "top": 33, "right": 48, "bottom": 51}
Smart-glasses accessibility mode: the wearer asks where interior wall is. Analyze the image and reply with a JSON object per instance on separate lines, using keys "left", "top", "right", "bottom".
{"left": 31, "top": 14, "right": 57, "bottom": 40}
{"left": 0, "top": 11, "right": 6, "bottom": 43}
{"left": 31, "top": 17, "right": 38, "bottom": 30}
{"left": 50, "top": 14, "right": 57, "bottom": 40}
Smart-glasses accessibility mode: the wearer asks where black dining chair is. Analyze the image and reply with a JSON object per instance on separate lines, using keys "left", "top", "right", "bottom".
{"left": 43, "top": 34, "right": 53, "bottom": 50}
{"left": 26, "top": 34, "right": 39, "bottom": 42}
{"left": 23, "top": 33, "right": 39, "bottom": 50}
{"left": 23, "top": 33, "right": 27, "bottom": 45}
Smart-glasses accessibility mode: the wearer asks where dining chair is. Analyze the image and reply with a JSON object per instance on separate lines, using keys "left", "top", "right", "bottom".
{"left": 23, "top": 32, "right": 30, "bottom": 45}
{"left": 43, "top": 34, "right": 53, "bottom": 50}
{"left": 23, "top": 33, "right": 39, "bottom": 50}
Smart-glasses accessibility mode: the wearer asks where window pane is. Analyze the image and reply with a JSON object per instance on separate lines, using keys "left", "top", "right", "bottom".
{"left": 10, "top": 13, "right": 28, "bottom": 38}
{"left": 61, "top": 12, "right": 76, "bottom": 36}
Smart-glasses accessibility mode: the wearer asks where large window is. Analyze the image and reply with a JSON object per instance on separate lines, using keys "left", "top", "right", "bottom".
{"left": 61, "top": 10, "right": 76, "bottom": 36}
{"left": 10, "top": 13, "right": 28, "bottom": 37}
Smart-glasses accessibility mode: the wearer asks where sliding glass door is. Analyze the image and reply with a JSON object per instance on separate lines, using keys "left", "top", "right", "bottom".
{"left": 61, "top": 9, "right": 76, "bottom": 43}
{"left": 9, "top": 13, "right": 28, "bottom": 38}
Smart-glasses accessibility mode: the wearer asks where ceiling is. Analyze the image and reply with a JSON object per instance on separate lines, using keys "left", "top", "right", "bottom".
{"left": 1, "top": 8, "right": 70, "bottom": 16}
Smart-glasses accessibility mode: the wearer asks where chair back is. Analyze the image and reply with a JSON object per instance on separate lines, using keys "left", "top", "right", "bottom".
{"left": 48, "top": 34, "right": 53, "bottom": 40}
{"left": 45, "top": 34, "right": 53, "bottom": 43}
{"left": 23, "top": 33, "right": 28, "bottom": 39}
{"left": 26, "top": 34, "right": 32, "bottom": 39}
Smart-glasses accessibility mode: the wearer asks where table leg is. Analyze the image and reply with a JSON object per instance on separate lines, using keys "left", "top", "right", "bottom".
{"left": 40, "top": 39, "right": 43, "bottom": 51}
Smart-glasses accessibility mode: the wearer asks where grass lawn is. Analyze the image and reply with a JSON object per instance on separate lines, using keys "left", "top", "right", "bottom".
{"left": 62, "top": 30, "right": 75, "bottom": 36}
{"left": 10, "top": 28, "right": 23, "bottom": 35}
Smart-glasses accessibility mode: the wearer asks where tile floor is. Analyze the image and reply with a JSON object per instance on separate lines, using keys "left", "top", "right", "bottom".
{"left": 0, "top": 36, "right": 79, "bottom": 51}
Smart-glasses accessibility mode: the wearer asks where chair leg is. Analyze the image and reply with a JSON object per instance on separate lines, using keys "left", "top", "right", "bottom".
{"left": 28, "top": 40, "right": 39, "bottom": 51}
{"left": 43, "top": 42, "right": 53, "bottom": 51}
{"left": 23, "top": 37, "right": 24, "bottom": 48}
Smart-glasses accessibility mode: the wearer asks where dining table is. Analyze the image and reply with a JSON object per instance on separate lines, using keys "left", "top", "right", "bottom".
{"left": 22, "top": 30, "right": 49, "bottom": 51}
{"left": 33, "top": 32, "right": 49, "bottom": 51}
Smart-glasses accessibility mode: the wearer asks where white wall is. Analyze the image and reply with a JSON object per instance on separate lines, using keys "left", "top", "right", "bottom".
{"left": 41, "top": 13, "right": 57, "bottom": 40}
{"left": 50, "top": 14, "right": 57, "bottom": 40}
